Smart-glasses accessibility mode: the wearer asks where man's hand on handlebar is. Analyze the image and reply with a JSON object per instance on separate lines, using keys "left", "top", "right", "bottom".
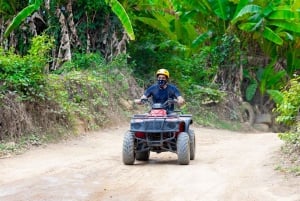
{"left": 134, "top": 98, "right": 148, "bottom": 105}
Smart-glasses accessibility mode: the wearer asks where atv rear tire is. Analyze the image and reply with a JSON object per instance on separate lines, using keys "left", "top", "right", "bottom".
{"left": 122, "top": 131, "right": 135, "bottom": 165}
{"left": 189, "top": 129, "right": 196, "bottom": 160}
{"left": 136, "top": 151, "right": 150, "bottom": 161}
{"left": 177, "top": 132, "right": 190, "bottom": 165}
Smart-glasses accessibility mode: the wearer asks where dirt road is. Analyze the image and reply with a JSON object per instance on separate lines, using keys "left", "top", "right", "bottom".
{"left": 0, "top": 125, "right": 299, "bottom": 201}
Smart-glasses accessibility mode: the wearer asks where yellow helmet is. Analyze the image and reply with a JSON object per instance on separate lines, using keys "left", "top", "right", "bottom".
{"left": 156, "top": 69, "right": 169, "bottom": 79}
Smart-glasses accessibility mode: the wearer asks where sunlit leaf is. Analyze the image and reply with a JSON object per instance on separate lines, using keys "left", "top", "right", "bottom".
{"left": 233, "top": 0, "right": 251, "bottom": 19}
{"left": 214, "top": 0, "right": 228, "bottom": 20}
{"left": 262, "top": 27, "right": 283, "bottom": 45}
{"left": 268, "top": 9, "right": 295, "bottom": 20}
{"left": 231, "top": 4, "right": 261, "bottom": 24}
{"left": 238, "top": 22, "right": 258, "bottom": 31}
{"left": 191, "top": 31, "right": 212, "bottom": 49}
{"left": 4, "top": 5, "right": 36, "bottom": 37}
{"left": 268, "top": 21, "right": 300, "bottom": 33}
{"left": 267, "top": 90, "right": 284, "bottom": 104}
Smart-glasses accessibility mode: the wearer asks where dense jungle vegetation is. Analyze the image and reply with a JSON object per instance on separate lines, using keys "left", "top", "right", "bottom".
{"left": 0, "top": 0, "right": 299, "bottom": 171}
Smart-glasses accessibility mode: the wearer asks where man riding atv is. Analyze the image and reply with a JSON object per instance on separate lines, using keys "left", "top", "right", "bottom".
{"left": 134, "top": 69, "right": 185, "bottom": 113}
{"left": 123, "top": 69, "right": 195, "bottom": 165}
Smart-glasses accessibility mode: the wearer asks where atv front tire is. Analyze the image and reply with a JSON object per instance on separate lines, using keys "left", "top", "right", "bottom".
{"left": 177, "top": 132, "right": 190, "bottom": 165}
{"left": 122, "top": 131, "right": 135, "bottom": 165}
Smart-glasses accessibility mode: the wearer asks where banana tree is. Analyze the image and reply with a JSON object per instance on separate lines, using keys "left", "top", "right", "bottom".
{"left": 231, "top": 1, "right": 300, "bottom": 76}
{"left": 231, "top": 2, "right": 300, "bottom": 45}
{"left": 245, "top": 59, "right": 286, "bottom": 100}
{"left": 131, "top": 0, "right": 257, "bottom": 54}
{"left": 231, "top": 3, "right": 300, "bottom": 45}
{"left": 132, "top": 0, "right": 225, "bottom": 55}
{"left": 135, "top": 11, "right": 200, "bottom": 55}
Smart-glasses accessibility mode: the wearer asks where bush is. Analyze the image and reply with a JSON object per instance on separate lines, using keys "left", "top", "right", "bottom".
{"left": 46, "top": 54, "right": 138, "bottom": 130}
{"left": 0, "top": 34, "right": 54, "bottom": 100}
{"left": 275, "top": 76, "right": 300, "bottom": 162}
{"left": 275, "top": 76, "right": 300, "bottom": 127}
{"left": 56, "top": 52, "right": 105, "bottom": 73}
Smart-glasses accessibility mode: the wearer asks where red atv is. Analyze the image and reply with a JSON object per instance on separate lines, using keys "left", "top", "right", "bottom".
{"left": 122, "top": 99, "right": 195, "bottom": 165}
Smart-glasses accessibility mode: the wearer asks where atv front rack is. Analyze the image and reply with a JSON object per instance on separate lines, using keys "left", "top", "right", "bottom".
{"left": 130, "top": 116, "right": 181, "bottom": 132}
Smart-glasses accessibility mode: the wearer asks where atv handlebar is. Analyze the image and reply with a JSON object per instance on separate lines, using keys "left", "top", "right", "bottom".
{"left": 135, "top": 98, "right": 178, "bottom": 106}
{"left": 141, "top": 98, "right": 148, "bottom": 104}
{"left": 162, "top": 99, "right": 178, "bottom": 108}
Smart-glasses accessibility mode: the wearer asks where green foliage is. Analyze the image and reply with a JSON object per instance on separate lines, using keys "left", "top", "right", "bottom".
{"left": 245, "top": 82, "right": 257, "bottom": 101}
{"left": 275, "top": 76, "right": 300, "bottom": 126}
{"left": 189, "top": 86, "right": 226, "bottom": 105}
{"left": 0, "top": 34, "right": 54, "bottom": 100}
{"left": 57, "top": 52, "right": 105, "bottom": 73}
{"left": 131, "top": 0, "right": 300, "bottom": 87}
{"left": 135, "top": 10, "right": 199, "bottom": 55}
{"left": 105, "top": 0, "right": 135, "bottom": 40}
{"left": 28, "top": 34, "right": 54, "bottom": 57}
{"left": 0, "top": 0, "right": 28, "bottom": 18}
{"left": 47, "top": 54, "right": 133, "bottom": 129}
{"left": 47, "top": 71, "right": 108, "bottom": 128}
{"left": 267, "top": 89, "right": 284, "bottom": 105}
{"left": 275, "top": 76, "right": 300, "bottom": 164}
{"left": 129, "top": 28, "right": 226, "bottom": 104}
{"left": 0, "top": 0, "right": 16, "bottom": 16}
{"left": 244, "top": 60, "right": 287, "bottom": 102}
{"left": 231, "top": 2, "right": 300, "bottom": 45}
{"left": 4, "top": 0, "right": 43, "bottom": 37}
{"left": 162, "top": 48, "right": 219, "bottom": 89}
{"left": 257, "top": 62, "right": 286, "bottom": 95}
{"left": 4, "top": 0, "right": 135, "bottom": 42}
{"left": 279, "top": 130, "right": 300, "bottom": 146}
{"left": 215, "top": 34, "right": 242, "bottom": 65}
{"left": 76, "top": 0, "right": 107, "bottom": 12}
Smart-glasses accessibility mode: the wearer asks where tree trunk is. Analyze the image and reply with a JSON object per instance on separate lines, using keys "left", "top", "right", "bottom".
{"left": 54, "top": 8, "right": 72, "bottom": 70}
{"left": 67, "top": 0, "right": 81, "bottom": 47}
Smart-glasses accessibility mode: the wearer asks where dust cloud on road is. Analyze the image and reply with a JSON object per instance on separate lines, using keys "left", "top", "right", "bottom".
{"left": 0, "top": 125, "right": 299, "bottom": 201}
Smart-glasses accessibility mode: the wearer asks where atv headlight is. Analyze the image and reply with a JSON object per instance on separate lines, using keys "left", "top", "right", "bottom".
{"left": 165, "top": 122, "right": 176, "bottom": 130}
{"left": 132, "top": 122, "right": 141, "bottom": 130}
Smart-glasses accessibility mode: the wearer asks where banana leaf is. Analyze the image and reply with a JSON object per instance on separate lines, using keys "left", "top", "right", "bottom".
{"left": 267, "top": 90, "right": 284, "bottom": 104}
{"left": 107, "top": 0, "right": 135, "bottom": 40}
{"left": 268, "top": 9, "right": 295, "bottom": 20}
{"left": 262, "top": 27, "right": 283, "bottom": 45}
{"left": 231, "top": 4, "right": 261, "bottom": 24}
{"left": 191, "top": 31, "right": 212, "bottom": 49}
{"left": 4, "top": 0, "right": 43, "bottom": 37}
{"left": 268, "top": 21, "right": 300, "bottom": 33}
{"left": 4, "top": 5, "right": 36, "bottom": 37}
{"left": 135, "top": 16, "right": 177, "bottom": 40}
